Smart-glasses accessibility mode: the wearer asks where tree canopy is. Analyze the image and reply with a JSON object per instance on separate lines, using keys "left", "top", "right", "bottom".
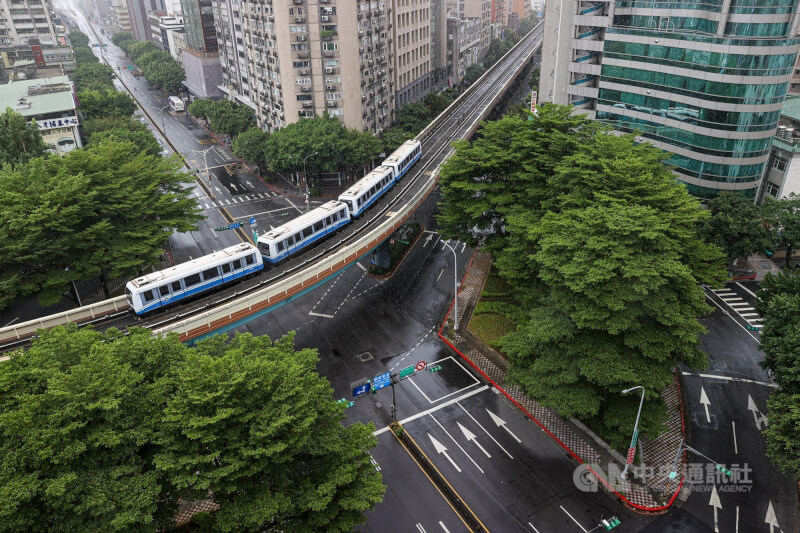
{"left": 111, "top": 31, "right": 136, "bottom": 50}
{"left": 395, "top": 102, "right": 432, "bottom": 133}
{"left": 700, "top": 191, "right": 771, "bottom": 271}
{"left": 89, "top": 127, "right": 162, "bottom": 157}
{"left": 72, "top": 62, "right": 116, "bottom": 92}
{"left": 73, "top": 47, "right": 99, "bottom": 66}
{"left": 68, "top": 31, "right": 90, "bottom": 48}
{"left": 763, "top": 193, "right": 800, "bottom": 268}
{"left": 78, "top": 89, "right": 137, "bottom": 119}
{"left": 82, "top": 116, "right": 148, "bottom": 139}
{"left": 188, "top": 99, "right": 255, "bottom": 137}
{"left": 438, "top": 104, "right": 725, "bottom": 446}
{"left": 465, "top": 63, "right": 487, "bottom": 85}
{"left": 0, "top": 326, "right": 384, "bottom": 532}
{"left": 0, "top": 140, "right": 201, "bottom": 308}
{"left": 0, "top": 108, "right": 47, "bottom": 166}
{"left": 231, "top": 126, "right": 269, "bottom": 168}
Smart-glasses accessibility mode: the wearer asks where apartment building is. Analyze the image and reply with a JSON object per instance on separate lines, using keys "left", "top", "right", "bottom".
{"left": 0, "top": 0, "right": 59, "bottom": 48}
{"left": 458, "top": 0, "right": 490, "bottom": 55}
{"left": 393, "top": 0, "right": 432, "bottom": 106}
{"left": 541, "top": 0, "right": 800, "bottom": 199}
{"left": 212, "top": 0, "right": 252, "bottom": 106}
{"left": 241, "top": 0, "right": 394, "bottom": 134}
{"left": 447, "top": 13, "right": 479, "bottom": 85}
{"left": 109, "top": 0, "right": 132, "bottom": 32}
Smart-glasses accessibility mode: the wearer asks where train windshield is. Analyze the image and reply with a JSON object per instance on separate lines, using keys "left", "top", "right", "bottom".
{"left": 125, "top": 286, "right": 133, "bottom": 307}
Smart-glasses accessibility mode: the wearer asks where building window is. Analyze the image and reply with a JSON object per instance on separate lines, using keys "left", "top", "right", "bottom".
{"left": 766, "top": 180, "right": 781, "bottom": 197}
{"left": 774, "top": 156, "right": 788, "bottom": 172}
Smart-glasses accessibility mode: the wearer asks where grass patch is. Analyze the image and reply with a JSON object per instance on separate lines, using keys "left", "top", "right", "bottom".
{"left": 469, "top": 314, "right": 516, "bottom": 345}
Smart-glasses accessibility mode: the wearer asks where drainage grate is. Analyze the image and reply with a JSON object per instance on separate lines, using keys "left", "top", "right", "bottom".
{"left": 357, "top": 352, "right": 374, "bottom": 362}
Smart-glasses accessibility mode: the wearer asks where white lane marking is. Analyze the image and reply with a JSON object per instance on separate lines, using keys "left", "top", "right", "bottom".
{"left": 203, "top": 203, "right": 209, "bottom": 209}
{"left": 416, "top": 523, "right": 427, "bottom": 533}
{"left": 704, "top": 294, "right": 760, "bottom": 342}
{"left": 722, "top": 297, "right": 744, "bottom": 302}
{"left": 457, "top": 402, "right": 513, "bottom": 459}
{"left": 357, "top": 262, "right": 367, "bottom": 271}
{"left": 430, "top": 414, "right": 484, "bottom": 474}
{"left": 735, "top": 281, "right": 758, "bottom": 298}
{"left": 732, "top": 421, "right": 738, "bottom": 454}
{"left": 209, "top": 227, "right": 218, "bottom": 239}
{"left": 529, "top": 522, "right": 541, "bottom": 533}
{"left": 409, "top": 376, "right": 434, "bottom": 404}
{"left": 736, "top": 506, "right": 739, "bottom": 533}
{"left": 739, "top": 312, "right": 760, "bottom": 317}
{"left": 681, "top": 372, "right": 777, "bottom": 388}
{"left": 559, "top": 506, "right": 588, "bottom": 533}
{"left": 437, "top": 268, "right": 444, "bottom": 282}
{"left": 428, "top": 434, "right": 461, "bottom": 473}
{"left": 225, "top": 199, "right": 231, "bottom": 205}
{"left": 439, "top": 522, "right": 450, "bottom": 533}
{"left": 457, "top": 422, "right": 491, "bottom": 458}
{"left": 231, "top": 196, "right": 239, "bottom": 203}
{"left": 372, "top": 385, "right": 489, "bottom": 437}
{"left": 308, "top": 311, "right": 334, "bottom": 318}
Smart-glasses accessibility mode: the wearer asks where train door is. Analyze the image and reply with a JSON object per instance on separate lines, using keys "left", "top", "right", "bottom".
{"left": 220, "top": 261, "right": 232, "bottom": 283}
{"left": 157, "top": 283, "right": 174, "bottom": 308}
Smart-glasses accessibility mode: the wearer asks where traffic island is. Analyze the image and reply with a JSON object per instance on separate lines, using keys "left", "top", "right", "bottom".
{"left": 368, "top": 223, "right": 423, "bottom": 278}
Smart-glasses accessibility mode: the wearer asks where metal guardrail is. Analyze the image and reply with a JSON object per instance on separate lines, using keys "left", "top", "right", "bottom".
{"left": 0, "top": 26, "right": 543, "bottom": 349}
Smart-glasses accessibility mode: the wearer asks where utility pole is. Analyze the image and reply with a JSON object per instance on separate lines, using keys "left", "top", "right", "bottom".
{"left": 192, "top": 147, "right": 215, "bottom": 199}
{"left": 620, "top": 385, "right": 645, "bottom": 481}
{"left": 302, "top": 151, "right": 318, "bottom": 212}
{"left": 441, "top": 240, "right": 459, "bottom": 330}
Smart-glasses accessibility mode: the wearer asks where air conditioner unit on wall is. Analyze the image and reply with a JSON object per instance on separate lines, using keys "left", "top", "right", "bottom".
{"left": 326, "top": 67, "right": 334, "bottom": 73}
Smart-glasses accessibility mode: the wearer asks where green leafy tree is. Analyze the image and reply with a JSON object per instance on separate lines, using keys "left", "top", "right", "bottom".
{"left": 136, "top": 49, "right": 170, "bottom": 69}
{"left": 0, "top": 108, "right": 47, "bottom": 166}
{"left": 206, "top": 100, "right": 256, "bottom": 137}
{"left": 72, "top": 62, "right": 116, "bottom": 92}
{"left": 395, "top": 102, "right": 431, "bottom": 133}
{"left": 187, "top": 98, "right": 214, "bottom": 123}
{"left": 263, "top": 115, "right": 346, "bottom": 175}
{"left": 0, "top": 326, "right": 384, "bottom": 533}
{"left": 82, "top": 116, "right": 148, "bottom": 139}
{"left": 0, "top": 140, "right": 201, "bottom": 307}
{"left": 465, "top": 63, "right": 487, "bottom": 84}
{"left": 73, "top": 47, "right": 99, "bottom": 65}
{"left": 127, "top": 41, "right": 159, "bottom": 63}
{"left": 231, "top": 126, "right": 269, "bottom": 168}
{"left": 756, "top": 269, "right": 800, "bottom": 315}
{"left": 484, "top": 38, "right": 510, "bottom": 68}
{"left": 381, "top": 126, "right": 415, "bottom": 153}
{"left": 438, "top": 104, "right": 725, "bottom": 446}
{"left": 155, "top": 332, "right": 385, "bottom": 531}
{"left": 424, "top": 92, "right": 453, "bottom": 116}
{"left": 78, "top": 89, "right": 137, "bottom": 119}
{"left": 111, "top": 31, "right": 136, "bottom": 49}
{"left": 699, "top": 191, "right": 771, "bottom": 272}
{"left": 143, "top": 56, "right": 185, "bottom": 92}
{"left": 68, "top": 31, "right": 90, "bottom": 48}
{"left": 89, "top": 128, "right": 162, "bottom": 157}
{"left": 763, "top": 193, "right": 800, "bottom": 268}
{"left": 341, "top": 128, "right": 383, "bottom": 176}
{"left": 518, "top": 15, "right": 538, "bottom": 36}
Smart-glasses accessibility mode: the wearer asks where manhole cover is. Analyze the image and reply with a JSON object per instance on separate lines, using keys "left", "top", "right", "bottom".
{"left": 711, "top": 361, "right": 728, "bottom": 371}
{"left": 357, "top": 352, "right": 374, "bottom": 362}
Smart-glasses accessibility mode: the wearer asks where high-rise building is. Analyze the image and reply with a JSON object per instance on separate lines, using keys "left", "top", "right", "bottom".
{"left": 394, "top": 0, "right": 432, "bottom": 106}
{"left": 0, "top": 0, "right": 59, "bottom": 48}
{"left": 109, "top": 0, "right": 132, "bottom": 32}
{"left": 241, "top": 0, "right": 394, "bottom": 133}
{"left": 459, "top": 0, "right": 491, "bottom": 56}
{"left": 180, "top": 0, "right": 222, "bottom": 98}
{"left": 212, "top": 0, "right": 253, "bottom": 106}
{"left": 541, "top": 0, "right": 800, "bottom": 198}
{"left": 125, "top": 0, "right": 165, "bottom": 41}
{"left": 505, "top": 0, "right": 529, "bottom": 26}
{"left": 181, "top": 0, "right": 216, "bottom": 51}
{"left": 430, "top": 0, "right": 449, "bottom": 91}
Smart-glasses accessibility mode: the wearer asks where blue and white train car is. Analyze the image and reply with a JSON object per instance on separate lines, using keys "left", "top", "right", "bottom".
{"left": 125, "top": 243, "right": 263, "bottom": 315}
{"left": 382, "top": 139, "right": 422, "bottom": 181}
{"left": 337, "top": 165, "right": 395, "bottom": 218}
{"left": 258, "top": 200, "right": 351, "bottom": 263}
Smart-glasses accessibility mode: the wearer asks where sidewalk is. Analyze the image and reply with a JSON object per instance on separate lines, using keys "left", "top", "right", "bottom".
{"left": 438, "top": 252, "right": 689, "bottom": 512}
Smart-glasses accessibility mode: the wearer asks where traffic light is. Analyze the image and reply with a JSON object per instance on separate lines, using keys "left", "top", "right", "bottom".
{"left": 715, "top": 464, "right": 732, "bottom": 477}
{"left": 765, "top": 249, "right": 773, "bottom": 257}
{"left": 337, "top": 398, "right": 354, "bottom": 409}
{"left": 602, "top": 517, "right": 621, "bottom": 530}
{"left": 745, "top": 325, "right": 759, "bottom": 331}
{"left": 428, "top": 365, "right": 443, "bottom": 373}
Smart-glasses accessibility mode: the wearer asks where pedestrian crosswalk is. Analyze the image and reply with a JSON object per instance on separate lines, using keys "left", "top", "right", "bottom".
{"left": 710, "top": 287, "right": 763, "bottom": 329}
{"left": 201, "top": 191, "right": 277, "bottom": 210}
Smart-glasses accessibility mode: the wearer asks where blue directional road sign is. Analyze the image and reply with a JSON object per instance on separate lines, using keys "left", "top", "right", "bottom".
{"left": 228, "top": 222, "right": 241, "bottom": 229}
{"left": 249, "top": 217, "right": 257, "bottom": 226}
{"left": 372, "top": 372, "right": 391, "bottom": 392}
{"left": 353, "top": 382, "right": 372, "bottom": 398}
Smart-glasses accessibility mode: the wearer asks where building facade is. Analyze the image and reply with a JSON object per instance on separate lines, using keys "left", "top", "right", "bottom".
{"left": 759, "top": 96, "right": 800, "bottom": 201}
{"left": 212, "top": 0, "right": 253, "bottom": 106}
{"left": 505, "top": 0, "right": 529, "bottom": 25}
{"left": 125, "top": 0, "right": 165, "bottom": 41}
{"left": 109, "top": 0, "right": 132, "bottom": 32}
{"left": 0, "top": 75, "right": 82, "bottom": 155}
{"left": 240, "top": 0, "right": 394, "bottom": 134}
{"left": 0, "top": 0, "right": 59, "bottom": 48}
{"left": 447, "top": 14, "right": 479, "bottom": 85}
{"left": 393, "top": 0, "right": 432, "bottom": 106}
{"left": 541, "top": 0, "right": 800, "bottom": 198}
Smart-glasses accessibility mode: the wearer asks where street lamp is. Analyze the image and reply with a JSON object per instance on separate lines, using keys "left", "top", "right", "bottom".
{"left": 620, "top": 385, "right": 645, "bottom": 481}
{"left": 441, "top": 240, "right": 459, "bottom": 330}
{"left": 191, "top": 147, "right": 215, "bottom": 199}
{"left": 159, "top": 104, "right": 169, "bottom": 135}
{"left": 302, "top": 151, "right": 318, "bottom": 212}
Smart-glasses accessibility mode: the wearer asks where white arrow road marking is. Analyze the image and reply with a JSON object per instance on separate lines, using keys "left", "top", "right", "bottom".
{"left": 559, "top": 506, "right": 588, "bottom": 533}
{"left": 423, "top": 233, "right": 433, "bottom": 247}
{"left": 428, "top": 434, "right": 461, "bottom": 472}
{"left": 486, "top": 409, "right": 522, "bottom": 443}
{"left": 709, "top": 485, "right": 722, "bottom": 533}
{"left": 700, "top": 386, "right": 711, "bottom": 423}
{"left": 230, "top": 183, "right": 238, "bottom": 192}
{"left": 214, "top": 186, "right": 222, "bottom": 195}
{"left": 439, "top": 522, "right": 450, "bottom": 533}
{"left": 457, "top": 422, "right": 491, "bottom": 458}
{"left": 765, "top": 500, "right": 779, "bottom": 533}
{"left": 460, "top": 242, "right": 466, "bottom": 253}
{"left": 748, "top": 394, "right": 769, "bottom": 429}
{"left": 246, "top": 180, "right": 254, "bottom": 188}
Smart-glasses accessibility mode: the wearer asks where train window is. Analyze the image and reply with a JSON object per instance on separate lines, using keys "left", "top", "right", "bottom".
{"left": 339, "top": 209, "right": 346, "bottom": 219}
{"left": 221, "top": 262, "right": 231, "bottom": 274}
{"left": 357, "top": 198, "right": 362, "bottom": 207}
{"left": 303, "top": 226, "right": 313, "bottom": 238}
{"left": 277, "top": 240, "right": 285, "bottom": 252}
{"left": 185, "top": 273, "right": 201, "bottom": 287}
{"left": 325, "top": 216, "right": 331, "bottom": 225}
{"left": 159, "top": 285, "right": 170, "bottom": 297}
{"left": 313, "top": 221, "right": 323, "bottom": 232}
{"left": 246, "top": 254, "right": 255, "bottom": 266}
{"left": 172, "top": 281, "right": 182, "bottom": 292}
{"left": 143, "top": 290, "right": 155, "bottom": 302}
{"left": 232, "top": 259, "right": 242, "bottom": 270}
{"left": 294, "top": 232, "right": 302, "bottom": 243}
{"left": 203, "top": 267, "right": 219, "bottom": 280}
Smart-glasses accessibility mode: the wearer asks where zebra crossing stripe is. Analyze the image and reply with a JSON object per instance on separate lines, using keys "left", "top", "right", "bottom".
{"left": 225, "top": 199, "right": 231, "bottom": 205}
{"left": 740, "top": 313, "right": 760, "bottom": 317}
{"left": 203, "top": 203, "right": 209, "bottom": 209}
